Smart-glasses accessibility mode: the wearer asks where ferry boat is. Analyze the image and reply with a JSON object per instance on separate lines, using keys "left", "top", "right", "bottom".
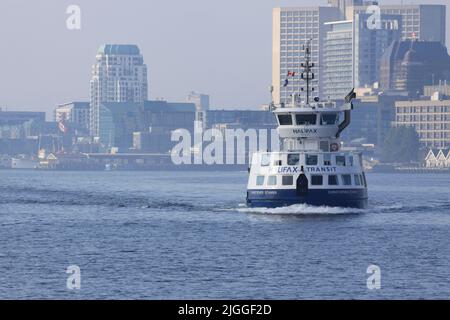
{"left": 246, "top": 43, "right": 368, "bottom": 209}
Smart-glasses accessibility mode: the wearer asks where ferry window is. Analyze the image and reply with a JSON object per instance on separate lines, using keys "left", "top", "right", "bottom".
{"left": 296, "top": 114, "right": 317, "bottom": 125}
{"left": 348, "top": 155, "right": 354, "bottom": 166}
{"left": 320, "top": 141, "right": 330, "bottom": 152}
{"left": 328, "top": 175, "right": 339, "bottom": 186}
{"left": 336, "top": 155, "right": 346, "bottom": 166}
{"left": 306, "top": 154, "right": 318, "bottom": 166}
{"left": 321, "top": 113, "right": 338, "bottom": 125}
{"left": 362, "top": 173, "right": 367, "bottom": 187}
{"left": 323, "top": 153, "right": 332, "bottom": 166}
{"left": 261, "top": 154, "right": 270, "bottom": 166}
{"left": 354, "top": 174, "right": 361, "bottom": 186}
{"left": 256, "top": 176, "right": 265, "bottom": 186}
{"left": 274, "top": 160, "right": 282, "bottom": 166}
{"left": 311, "top": 175, "right": 323, "bottom": 186}
{"left": 287, "top": 154, "right": 300, "bottom": 165}
{"left": 268, "top": 176, "right": 277, "bottom": 186}
{"left": 341, "top": 174, "right": 352, "bottom": 186}
{"left": 282, "top": 176, "right": 294, "bottom": 186}
{"left": 278, "top": 114, "right": 293, "bottom": 125}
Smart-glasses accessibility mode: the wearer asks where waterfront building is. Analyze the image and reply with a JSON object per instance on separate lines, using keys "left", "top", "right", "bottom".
{"left": 203, "top": 109, "right": 276, "bottom": 131}
{"left": 395, "top": 94, "right": 450, "bottom": 149}
{"left": 133, "top": 101, "right": 196, "bottom": 153}
{"left": 90, "top": 44, "right": 148, "bottom": 138}
{"left": 187, "top": 91, "right": 210, "bottom": 130}
{"left": 380, "top": 40, "right": 450, "bottom": 96}
{"left": 98, "top": 100, "right": 196, "bottom": 153}
{"left": 424, "top": 82, "right": 450, "bottom": 98}
{"left": 425, "top": 148, "right": 450, "bottom": 168}
{"left": 55, "top": 102, "right": 90, "bottom": 133}
{"left": 0, "top": 110, "right": 47, "bottom": 155}
{"left": 341, "top": 92, "right": 408, "bottom": 150}
{"left": 272, "top": 6, "right": 341, "bottom": 104}
{"left": 0, "top": 110, "right": 45, "bottom": 139}
{"left": 187, "top": 92, "right": 210, "bottom": 112}
{"left": 348, "top": 3, "right": 446, "bottom": 45}
{"left": 98, "top": 102, "right": 145, "bottom": 151}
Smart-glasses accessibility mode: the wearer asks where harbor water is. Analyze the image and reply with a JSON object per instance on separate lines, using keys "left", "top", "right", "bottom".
{"left": 1, "top": 170, "right": 450, "bottom": 299}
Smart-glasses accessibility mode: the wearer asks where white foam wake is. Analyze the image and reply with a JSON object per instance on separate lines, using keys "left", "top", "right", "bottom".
{"left": 235, "top": 203, "right": 364, "bottom": 215}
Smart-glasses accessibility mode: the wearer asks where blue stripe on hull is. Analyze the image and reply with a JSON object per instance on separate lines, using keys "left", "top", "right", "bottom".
{"left": 246, "top": 188, "right": 368, "bottom": 209}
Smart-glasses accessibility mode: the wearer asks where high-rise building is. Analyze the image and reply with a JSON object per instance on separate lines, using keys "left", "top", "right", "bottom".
{"left": 353, "top": 13, "right": 401, "bottom": 88}
{"left": 348, "top": 3, "right": 446, "bottom": 45}
{"left": 322, "top": 13, "right": 401, "bottom": 100}
{"left": 90, "top": 44, "right": 148, "bottom": 138}
{"left": 322, "top": 20, "right": 354, "bottom": 100}
{"left": 327, "top": 0, "right": 363, "bottom": 18}
{"left": 55, "top": 102, "right": 90, "bottom": 132}
{"left": 272, "top": 6, "right": 341, "bottom": 105}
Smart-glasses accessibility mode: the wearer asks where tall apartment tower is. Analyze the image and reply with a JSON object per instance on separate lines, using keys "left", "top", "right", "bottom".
{"left": 322, "top": 13, "right": 401, "bottom": 100}
{"left": 272, "top": 7, "right": 341, "bottom": 105}
{"left": 348, "top": 3, "right": 446, "bottom": 45}
{"left": 327, "top": 0, "right": 363, "bottom": 18}
{"left": 322, "top": 20, "right": 354, "bottom": 101}
{"left": 90, "top": 44, "right": 148, "bottom": 137}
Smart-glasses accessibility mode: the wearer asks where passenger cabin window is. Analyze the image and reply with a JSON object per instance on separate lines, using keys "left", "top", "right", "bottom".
{"left": 256, "top": 176, "right": 265, "bottom": 186}
{"left": 348, "top": 155, "right": 354, "bottom": 166}
{"left": 287, "top": 154, "right": 300, "bottom": 166}
{"left": 320, "top": 113, "right": 338, "bottom": 125}
{"left": 274, "top": 160, "right": 282, "bottom": 166}
{"left": 335, "top": 155, "right": 346, "bottom": 166}
{"left": 323, "top": 154, "right": 332, "bottom": 166}
{"left": 278, "top": 114, "right": 293, "bottom": 125}
{"left": 295, "top": 114, "right": 317, "bottom": 126}
{"left": 268, "top": 176, "right": 277, "bottom": 186}
{"left": 354, "top": 174, "right": 361, "bottom": 186}
{"left": 341, "top": 174, "right": 352, "bottom": 186}
{"left": 320, "top": 141, "right": 330, "bottom": 152}
{"left": 306, "top": 154, "right": 318, "bottom": 166}
{"left": 261, "top": 154, "right": 270, "bottom": 167}
{"left": 311, "top": 175, "right": 323, "bottom": 186}
{"left": 282, "top": 176, "right": 294, "bottom": 186}
{"left": 328, "top": 175, "right": 339, "bottom": 186}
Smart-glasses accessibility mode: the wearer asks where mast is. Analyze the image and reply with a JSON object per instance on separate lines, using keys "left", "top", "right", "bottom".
{"left": 300, "top": 40, "right": 315, "bottom": 105}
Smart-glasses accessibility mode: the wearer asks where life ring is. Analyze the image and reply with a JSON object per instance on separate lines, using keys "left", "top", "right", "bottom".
{"left": 330, "top": 143, "right": 339, "bottom": 152}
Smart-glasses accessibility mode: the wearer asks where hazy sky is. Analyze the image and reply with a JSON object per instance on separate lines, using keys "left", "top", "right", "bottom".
{"left": 0, "top": 0, "right": 448, "bottom": 117}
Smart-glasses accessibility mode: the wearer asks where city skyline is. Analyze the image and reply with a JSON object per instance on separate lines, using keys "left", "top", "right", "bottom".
{"left": 0, "top": 0, "right": 448, "bottom": 118}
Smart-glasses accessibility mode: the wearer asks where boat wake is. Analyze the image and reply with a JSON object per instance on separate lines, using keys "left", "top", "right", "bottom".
{"left": 234, "top": 203, "right": 364, "bottom": 215}
{"left": 233, "top": 202, "right": 450, "bottom": 216}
